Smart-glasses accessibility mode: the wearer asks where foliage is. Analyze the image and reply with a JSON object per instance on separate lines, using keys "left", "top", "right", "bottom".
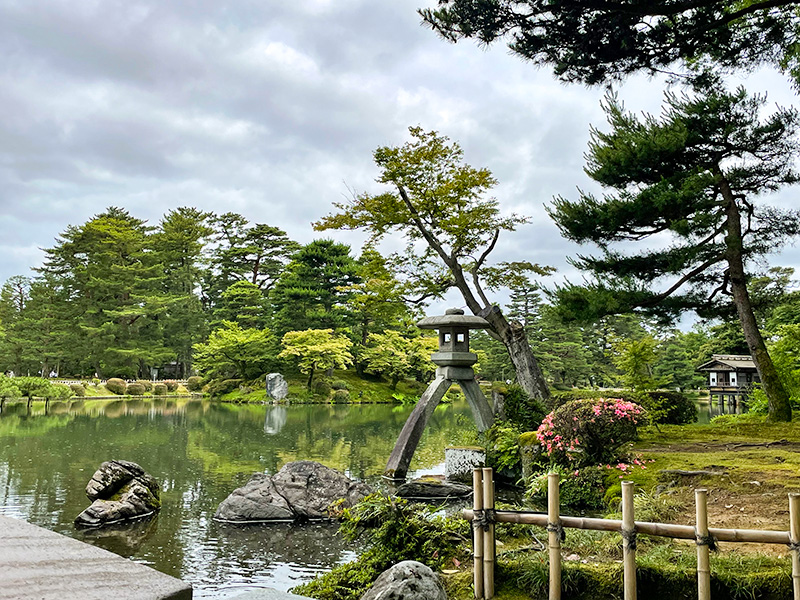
{"left": 420, "top": 0, "right": 800, "bottom": 85}
{"left": 69, "top": 383, "right": 86, "bottom": 397}
{"left": 153, "top": 383, "right": 168, "bottom": 396}
{"left": 549, "top": 84, "right": 800, "bottom": 421}
{"left": 279, "top": 329, "right": 354, "bottom": 390}
{"left": 0, "top": 375, "right": 21, "bottom": 399}
{"left": 45, "top": 383, "right": 72, "bottom": 400}
{"left": 136, "top": 380, "right": 153, "bottom": 392}
{"left": 126, "top": 383, "right": 146, "bottom": 396}
{"left": 526, "top": 466, "right": 606, "bottom": 509}
{"left": 186, "top": 376, "right": 204, "bottom": 392}
{"left": 331, "top": 379, "right": 349, "bottom": 391}
{"left": 483, "top": 423, "right": 523, "bottom": 473}
{"left": 639, "top": 391, "right": 697, "bottom": 426}
{"left": 193, "top": 321, "right": 277, "bottom": 381}
{"left": 611, "top": 335, "right": 664, "bottom": 392}
{"left": 165, "top": 381, "right": 179, "bottom": 392}
{"left": 105, "top": 378, "right": 127, "bottom": 396}
{"left": 537, "top": 398, "right": 645, "bottom": 468}
{"left": 315, "top": 126, "right": 551, "bottom": 401}
{"left": 501, "top": 384, "right": 546, "bottom": 431}
{"left": 360, "top": 330, "right": 437, "bottom": 389}
{"left": 295, "top": 494, "right": 469, "bottom": 600}
{"left": 332, "top": 389, "right": 350, "bottom": 403}
{"left": 206, "top": 379, "right": 242, "bottom": 397}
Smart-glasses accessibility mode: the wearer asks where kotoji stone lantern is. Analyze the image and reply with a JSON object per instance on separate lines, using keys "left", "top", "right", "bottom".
{"left": 384, "top": 308, "right": 495, "bottom": 480}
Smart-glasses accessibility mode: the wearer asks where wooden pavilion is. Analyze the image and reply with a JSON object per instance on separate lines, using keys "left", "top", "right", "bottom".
{"left": 696, "top": 354, "right": 760, "bottom": 406}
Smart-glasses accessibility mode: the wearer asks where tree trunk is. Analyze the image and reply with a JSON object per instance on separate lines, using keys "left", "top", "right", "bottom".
{"left": 448, "top": 262, "right": 550, "bottom": 403}
{"left": 482, "top": 306, "right": 550, "bottom": 403}
{"left": 721, "top": 176, "right": 791, "bottom": 421}
{"left": 306, "top": 367, "right": 315, "bottom": 391}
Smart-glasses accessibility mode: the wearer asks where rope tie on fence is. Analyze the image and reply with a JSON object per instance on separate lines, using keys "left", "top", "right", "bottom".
{"left": 546, "top": 520, "right": 566, "bottom": 542}
{"left": 621, "top": 527, "right": 638, "bottom": 551}
{"left": 694, "top": 529, "right": 718, "bottom": 551}
{"left": 787, "top": 541, "right": 800, "bottom": 552}
{"left": 472, "top": 508, "right": 495, "bottom": 531}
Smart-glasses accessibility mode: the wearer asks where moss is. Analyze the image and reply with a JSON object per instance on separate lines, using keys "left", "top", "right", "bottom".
{"left": 518, "top": 432, "right": 538, "bottom": 447}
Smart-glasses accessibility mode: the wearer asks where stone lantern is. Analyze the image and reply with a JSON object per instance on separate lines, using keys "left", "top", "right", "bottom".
{"left": 384, "top": 308, "right": 495, "bottom": 480}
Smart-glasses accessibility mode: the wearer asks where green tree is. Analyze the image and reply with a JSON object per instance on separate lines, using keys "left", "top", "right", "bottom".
{"left": 278, "top": 329, "right": 354, "bottom": 390}
{"left": 548, "top": 85, "right": 800, "bottom": 420}
{"left": 212, "top": 280, "right": 267, "bottom": 329}
{"left": 204, "top": 213, "right": 299, "bottom": 307}
{"left": 315, "top": 127, "right": 551, "bottom": 401}
{"left": 39, "top": 207, "right": 174, "bottom": 378}
{"left": 421, "top": 0, "right": 800, "bottom": 85}
{"left": 611, "top": 335, "right": 663, "bottom": 392}
{"left": 271, "top": 240, "right": 361, "bottom": 336}
{"left": 192, "top": 321, "right": 277, "bottom": 381}
{"left": 361, "top": 331, "right": 437, "bottom": 389}
{"left": 152, "top": 207, "right": 213, "bottom": 377}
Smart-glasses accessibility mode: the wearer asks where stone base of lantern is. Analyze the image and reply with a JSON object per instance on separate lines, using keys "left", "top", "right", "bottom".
{"left": 445, "top": 446, "right": 486, "bottom": 483}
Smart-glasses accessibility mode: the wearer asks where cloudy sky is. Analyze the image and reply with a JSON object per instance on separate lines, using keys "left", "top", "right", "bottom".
{"left": 1, "top": 0, "right": 799, "bottom": 302}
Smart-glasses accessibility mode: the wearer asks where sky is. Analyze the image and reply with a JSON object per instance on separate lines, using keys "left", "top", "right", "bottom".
{"left": 1, "top": 0, "right": 799, "bottom": 309}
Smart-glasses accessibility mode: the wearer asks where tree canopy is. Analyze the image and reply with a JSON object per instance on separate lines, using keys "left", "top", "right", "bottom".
{"left": 548, "top": 83, "right": 800, "bottom": 420}
{"left": 421, "top": 0, "right": 800, "bottom": 85}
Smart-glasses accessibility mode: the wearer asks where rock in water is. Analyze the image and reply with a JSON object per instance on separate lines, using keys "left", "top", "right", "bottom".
{"left": 75, "top": 460, "right": 161, "bottom": 527}
{"left": 265, "top": 373, "right": 289, "bottom": 401}
{"left": 215, "top": 460, "right": 372, "bottom": 522}
{"left": 361, "top": 561, "right": 446, "bottom": 600}
{"left": 395, "top": 476, "right": 472, "bottom": 500}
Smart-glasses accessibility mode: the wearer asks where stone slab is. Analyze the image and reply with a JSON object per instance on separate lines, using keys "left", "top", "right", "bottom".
{"left": 0, "top": 515, "right": 192, "bottom": 600}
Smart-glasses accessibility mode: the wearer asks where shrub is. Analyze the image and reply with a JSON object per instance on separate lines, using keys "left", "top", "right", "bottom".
{"left": 536, "top": 398, "right": 645, "bottom": 468}
{"left": 15, "top": 377, "right": 54, "bottom": 399}
{"left": 46, "top": 383, "right": 73, "bottom": 400}
{"left": 105, "top": 378, "right": 127, "bottom": 395}
{"left": 639, "top": 390, "right": 697, "bottom": 425}
{"left": 313, "top": 378, "right": 332, "bottom": 397}
{"left": 69, "top": 383, "right": 86, "bottom": 397}
{"left": 186, "top": 376, "right": 204, "bottom": 392}
{"left": 153, "top": 383, "right": 168, "bottom": 396}
{"left": 0, "top": 375, "right": 21, "bottom": 399}
{"left": 137, "top": 380, "right": 153, "bottom": 392}
{"left": 526, "top": 466, "right": 607, "bottom": 509}
{"left": 502, "top": 384, "right": 547, "bottom": 431}
{"left": 331, "top": 379, "right": 349, "bottom": 391}
{"left": 331, "top": 389, "right": 350, "bottom": 403}
{"left": 484, "top": 423, "right": 523, "bottom": 473}
{"left": 207, "top": 379, "right": 242, "bottom": 397}
{"left": 126, "top": 383, "right": 146, "bottom": 396}
{"left": 165, "top": 380, "right": 179, "bottom": 392}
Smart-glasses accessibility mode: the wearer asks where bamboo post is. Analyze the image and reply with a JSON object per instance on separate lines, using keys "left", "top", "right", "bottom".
{"left": 482, "top": 467, "right": 495, "bottom": 599}
{"left": 790, "top": 493, "right": 800, "bottom": 600}
{"left": 621, "top": 481, "right": 637, "bottom": 600}
{"left": 548, "top": 472, "right": 562, "bottom": 600}
{"left": 473, "top": 468, "right": 484, "bottom": 599}
{"left": 695, "top": 488, "right": 711, "bottom": 600}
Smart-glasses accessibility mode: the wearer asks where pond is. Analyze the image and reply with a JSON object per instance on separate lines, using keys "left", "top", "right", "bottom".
{"left": 0, "top": 398, "right": 479, "bottom": 598}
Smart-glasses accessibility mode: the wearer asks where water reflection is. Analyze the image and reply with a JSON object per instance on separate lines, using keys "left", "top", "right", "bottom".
{"left": 695, "top": 397, "right": 748, "bottom": 424}
{"left": 0, "top": 398, "right": 477, "bottom": 596}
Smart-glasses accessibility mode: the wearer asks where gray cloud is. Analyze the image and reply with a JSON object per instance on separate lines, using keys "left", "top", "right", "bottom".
{"left": 0, "top": 0, "right": 797, "bottom": 304}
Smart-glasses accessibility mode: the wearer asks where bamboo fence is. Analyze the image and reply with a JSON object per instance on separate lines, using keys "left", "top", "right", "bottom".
{"left": 466, "top": 468, "right": 800, "bottom": 600}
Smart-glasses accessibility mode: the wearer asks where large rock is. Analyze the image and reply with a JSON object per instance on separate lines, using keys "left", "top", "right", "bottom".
{"left": 361, "top": 561, "right": 446, "bottom": 600}
{"left": 395, "top": 476, "right": 472, "bottom": 500}
{"left": 75, "top": 460, "right": 161, "bottom": 528}
{"left": 215, "top": 460, "right": 372, "bottom": 523}
{"left": 266, "top": 373, "right": 289, "bottom": 401}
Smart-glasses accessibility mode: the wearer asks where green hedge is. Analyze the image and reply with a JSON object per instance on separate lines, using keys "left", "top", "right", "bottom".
{"left": 549, "top": 389, "right": 696, "bottom": 425}
{"left": 126, "top": 383, "right": 146, "bottom": 396}
{"left": 186, "top": 376, "right": 204, "bottom": 392}
{"left": 153, "top": 383, "right": 168, "bottom": 396}
{"left": 105, "top": 378, "right": 127, "bottom": 395}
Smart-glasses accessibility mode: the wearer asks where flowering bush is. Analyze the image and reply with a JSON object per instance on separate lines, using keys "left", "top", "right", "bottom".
{"left": 536, "top": 398, "right": 645, "bottom": 468}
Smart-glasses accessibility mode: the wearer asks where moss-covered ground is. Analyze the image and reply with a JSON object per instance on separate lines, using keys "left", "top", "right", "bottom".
{"left": 438, "top": 413, "right": 800, "bottom": 599}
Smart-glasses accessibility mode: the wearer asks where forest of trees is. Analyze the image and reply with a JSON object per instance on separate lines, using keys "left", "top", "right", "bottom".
{"left": 3, "top": 203, "right": 800, "bottom": 406}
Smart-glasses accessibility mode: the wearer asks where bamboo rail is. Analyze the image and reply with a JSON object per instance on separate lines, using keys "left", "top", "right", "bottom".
{"left": 466, "top": 469, "right": 800, "bottom": 600}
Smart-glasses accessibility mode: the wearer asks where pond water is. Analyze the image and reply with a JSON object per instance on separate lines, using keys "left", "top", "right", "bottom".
{"left": 694, "top": 397, "right": 748, "bottom": 424}
{"left": 0, "top": 398, "right": 478, "bottom": 598}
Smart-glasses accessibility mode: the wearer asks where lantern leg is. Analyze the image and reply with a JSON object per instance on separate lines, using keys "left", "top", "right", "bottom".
{"left": 384, "top": 376, "right": 451, "bottom": 480}
{"left": 460, "top": 378, "right": 495, "bottom": 432}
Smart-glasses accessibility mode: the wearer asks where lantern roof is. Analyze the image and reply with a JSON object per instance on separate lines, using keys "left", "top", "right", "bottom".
{"left": 417, "top": 308, "right": 490, "bottom": 330}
